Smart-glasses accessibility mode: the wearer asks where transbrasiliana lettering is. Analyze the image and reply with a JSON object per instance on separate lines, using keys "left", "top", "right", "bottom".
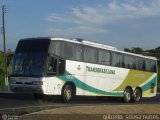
{"left": 86, "top": 66, "right": 115, "bottom": 74}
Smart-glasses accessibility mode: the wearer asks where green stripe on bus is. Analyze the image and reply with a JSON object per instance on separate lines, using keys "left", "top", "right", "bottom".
{"left": 141, "top": 76, "right": 157, "bottom": 92}
{"left": 58, "top": 71, "right": 123, "bottom": 96}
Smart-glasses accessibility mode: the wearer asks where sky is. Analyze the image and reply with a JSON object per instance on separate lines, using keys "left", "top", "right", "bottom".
{"left": 0, "top": 0, "right": 160, "bottom": 51}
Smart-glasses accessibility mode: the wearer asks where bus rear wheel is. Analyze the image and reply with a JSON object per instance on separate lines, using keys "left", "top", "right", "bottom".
{"left": 123, "top": 88, "right": 132, "bottom": 103}
{"left": 132, "top": 88, "right": 142, "bottom": 102}
{"left": 61, "top": 84, "right": 73, "bottom": 103}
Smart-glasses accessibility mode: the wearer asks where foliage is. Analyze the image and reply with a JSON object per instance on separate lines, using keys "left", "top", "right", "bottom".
{"left": 0, "top": 52, "right": 4, "bottom": 88}
{"left": 0, "top": 50, "right": 14, "bottom": 88}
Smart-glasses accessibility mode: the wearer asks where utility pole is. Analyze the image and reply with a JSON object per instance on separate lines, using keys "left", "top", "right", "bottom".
{"left": 1, "top": 0, "right": 9, "bottom": 91}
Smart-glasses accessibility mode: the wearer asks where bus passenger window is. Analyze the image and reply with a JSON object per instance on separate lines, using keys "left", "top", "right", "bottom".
{"left": 151, "top": 61, "right": 157, "bottom": 72}
{"left": 142, "top": 60, "right": 146, "bottom": 71}
{"left": 112, "top": 53, "right": 123, "bottom": 67}
{"left": 64, "top": 43, "right": 74, "bottom": 60}
{"left": 99, "top": 50, "right": 110, "bottom": 65}
{"left": 74, "top": 45, "right": 82, "bottom": 61}
{"left": 84, "top": 46, "right": 97, "bottom": 63}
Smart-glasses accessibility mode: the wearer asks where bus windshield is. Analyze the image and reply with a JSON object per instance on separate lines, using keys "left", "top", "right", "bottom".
{"left": 12, "top": 52, "right": 46, "bottom": 77}
{"left": 11, "top": 39, "right": 50, "bottom": 77}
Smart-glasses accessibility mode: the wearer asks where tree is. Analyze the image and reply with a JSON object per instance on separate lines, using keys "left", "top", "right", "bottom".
{"left": 7, "top": 49, "right": 14, "bottom": 66}
{"left": 124, "top": 48, "right": 131, "bottom": 52}
{"left": 131, "top": 47, "right": 143, "bottom": 54}
{"left": 124, "top": 47, "right": 144, "bottom": 54}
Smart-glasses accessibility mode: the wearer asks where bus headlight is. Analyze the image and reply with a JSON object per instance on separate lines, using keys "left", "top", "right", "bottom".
{"left": 32, "top": 81, "right": 43, "bottom": 85}
{"left": 11, "top": 81, "right": 16, "bottom": 84}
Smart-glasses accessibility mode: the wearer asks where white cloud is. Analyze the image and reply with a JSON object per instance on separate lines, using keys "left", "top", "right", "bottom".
{"left": 46, "top": 13, "right": 65, "bottom": 22}
{"left": 46, "top": 0, "right": 160, "bottom": 25}
{"left": 46, "top": 13, "right": 72, "bottom": 23}
{"left": 47, "top": 26, "right": 108, "bottom": 37}
{"left": 73, "top": 0, "right": 160, "bottom": 25}
{"left": 45, "top": 0, "right": 160, "bottom": 37}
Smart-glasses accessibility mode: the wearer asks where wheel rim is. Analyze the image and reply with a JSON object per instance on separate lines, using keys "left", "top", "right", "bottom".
{"left": 65, "top": 88, "right": 72, "bottom": 101}
{"left": 134, "top": 89, "right": 141, "bottom": 102}
{"left": 124, "top": 89, "right": 131, "bottom": 102}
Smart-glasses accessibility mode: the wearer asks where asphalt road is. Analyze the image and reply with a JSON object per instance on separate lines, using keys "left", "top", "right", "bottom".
{"left": 0, "top": 93, "right": 160, "bottom": 111}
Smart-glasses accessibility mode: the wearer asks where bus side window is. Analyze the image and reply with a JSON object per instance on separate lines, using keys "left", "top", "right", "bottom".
{"left": 64, "top": 43, "right": 74, "bottom": 60}
{"left": 74, "top": 45, "right": 82, "bottom": 61}
{"left": 142, "top": 60, "right": 146, "bottom": 71}
{"left": 111, "top": 52, "right": 117, "bottom": 67}
{"left": 84, "top": 46, "right": 97, "bottom": 63}
{"left": 124, "top": 55, "right": 130, "bottom": 68}
{"left": 145, "top": 60, "right": 150, "bottom": 71}
{"left": 151, "top": 61, "right": 156, "bottom": 72}
{"left": 99, "top": 50, "right": 111, "bottom": 65}
{"left": 50, "top": 41, "right": 61, "bottom": 56}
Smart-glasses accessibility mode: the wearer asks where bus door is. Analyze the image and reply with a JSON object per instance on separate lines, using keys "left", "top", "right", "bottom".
{"left": 45, "top": 55, "right": 65, "bottom": 94}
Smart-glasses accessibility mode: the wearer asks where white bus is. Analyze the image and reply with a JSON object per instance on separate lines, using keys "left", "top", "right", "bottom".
{"left": 10, "top": 37, "right": 158, "bottom": 102}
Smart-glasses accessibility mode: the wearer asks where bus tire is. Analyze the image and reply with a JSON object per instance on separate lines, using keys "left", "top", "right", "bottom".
{"left": 132, "top": 88, "right": 142, "bottom": 102}
{"left": 123, "top": 88, "right": 132, "bottom": 103}
{"left": 61, "top": 84, "right": 73, "bottom": 103}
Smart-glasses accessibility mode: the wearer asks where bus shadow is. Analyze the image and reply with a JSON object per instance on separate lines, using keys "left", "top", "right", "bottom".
{"left": 0, "top": 93, "right": 123, "bottom": 104}
{"left": 46, "top": 95, "right": 125, "bottom": 104}
{"left": 0, "top": 93, "right": 159, "bottom": 104}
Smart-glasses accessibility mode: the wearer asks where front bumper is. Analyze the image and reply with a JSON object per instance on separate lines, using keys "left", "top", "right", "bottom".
{"left": 11, "top": 85, "right": 43, "bottom": 94}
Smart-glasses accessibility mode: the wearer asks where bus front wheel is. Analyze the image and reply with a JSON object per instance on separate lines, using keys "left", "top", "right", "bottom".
{"left": 61, "top": 84, "right": 73, "bottom": 103}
